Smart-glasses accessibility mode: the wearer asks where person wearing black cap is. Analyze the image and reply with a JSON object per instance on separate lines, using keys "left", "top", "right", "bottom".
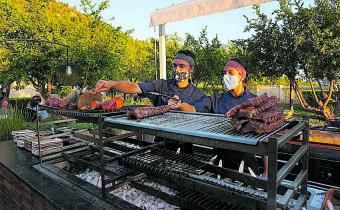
{"left": 94, "top": 50, "right": 208, "bottom": 111}
{"left": 94, "top": 50, "right": 208, "bottom": 153}
{"left": 26, "top": 95, "right": 49, "bottom": 121}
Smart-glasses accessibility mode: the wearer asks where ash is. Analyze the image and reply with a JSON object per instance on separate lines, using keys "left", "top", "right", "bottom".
{"left": 111, "top": 184, "right": 179, "bottom": 210}
{"left": 75, "top": 169, "right": 103, "bottom": 188}
{"left": 138, "top": 179, "right": 178, "bottom": 196}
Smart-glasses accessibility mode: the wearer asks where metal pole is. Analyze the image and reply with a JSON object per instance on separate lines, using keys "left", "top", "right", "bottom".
{"left": 154, "top": 38, "right": 158, "bottom": 80}
{"left": 267, "top": 137, "right": 278, "bottom": 210}
{"left": 159, "top": 24, "right": 166, "bottom": 80}
{"left": 36, "top": 105, "right": 42, "bottom": 164}
{"left": 301, "top": 117, "right": 309, "bottom": 208}
{"left": 67, "top": 47, "right": 69, "bottom": 67}
{"left": 99, "top": 115, "right": 106, "bottom": 197}
{"left": 289, "top": 80, "right": 293, "bottom": 110}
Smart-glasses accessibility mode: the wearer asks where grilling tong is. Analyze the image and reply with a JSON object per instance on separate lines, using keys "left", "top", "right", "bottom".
{"left": 147, "top": 92, "right": 180, "bottom": 101}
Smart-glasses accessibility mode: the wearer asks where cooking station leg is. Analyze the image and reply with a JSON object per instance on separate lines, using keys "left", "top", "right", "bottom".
{"left": 301, "top": 119, "right": 309, "bottom": 208}
{"left": 267, "top": 137, "right": 278, "bottom": 209}
{"left": 98, "top": 115, "right": 106, "bottom": 197}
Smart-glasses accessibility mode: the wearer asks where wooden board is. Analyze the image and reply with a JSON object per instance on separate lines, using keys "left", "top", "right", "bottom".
{"left": 309, "top": 130, "right": 340, "bottom": 146}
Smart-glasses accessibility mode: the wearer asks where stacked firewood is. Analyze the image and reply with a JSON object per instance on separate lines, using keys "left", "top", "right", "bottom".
{"left": 12, "top": 130, "right": 36, "bottom": 148}
{"left": 31, "top": 138, "right": 63, "bottom": 156}
{"left": 226, "top": 93, "right": 283, "bottom": 134}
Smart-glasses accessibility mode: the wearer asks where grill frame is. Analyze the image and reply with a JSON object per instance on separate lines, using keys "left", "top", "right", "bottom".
{"left": 104, "top": 111, "right": 310, "bottom": 209}
{"left": 36, "top": 105, "right": 309, "bottom": 209}
{"left": 104, "top": 111, "right": 293, "bottom": 155}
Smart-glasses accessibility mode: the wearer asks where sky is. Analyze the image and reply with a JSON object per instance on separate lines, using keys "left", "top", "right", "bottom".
{"left": 59, "top": 0, "right": 314, "bottom": 43}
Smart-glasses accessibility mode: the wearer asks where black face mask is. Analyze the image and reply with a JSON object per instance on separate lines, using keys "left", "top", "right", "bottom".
{"left": 173, "top": 71, "right": 189, "bottom": 82}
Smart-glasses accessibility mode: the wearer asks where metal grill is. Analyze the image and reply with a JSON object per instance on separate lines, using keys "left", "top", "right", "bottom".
{"left": 40, "top": 105, "right": 145, "bottom": 122}
{"left": 121, "top": 147, "right": 210, "bottom": 175}
{"left": 119, "top": 147, "right": 269, "bottom": 202}
{"left": 105, "top": 111, "right": 289, "bottom": 145}
{"left": 175, "top": 189, "right": 252, "bottom": 210}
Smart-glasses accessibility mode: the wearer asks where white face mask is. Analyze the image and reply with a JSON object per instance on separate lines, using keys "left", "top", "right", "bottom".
{"left": 223, "top": 75, "right": 239, "bottom": 90}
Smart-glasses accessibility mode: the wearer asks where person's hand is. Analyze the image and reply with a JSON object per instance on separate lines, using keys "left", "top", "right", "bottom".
{"left": 168, "top": 95, "right": 181, "bottom": 110}
{"left": 94, "top": 80, "right": 112, "bottom": 93}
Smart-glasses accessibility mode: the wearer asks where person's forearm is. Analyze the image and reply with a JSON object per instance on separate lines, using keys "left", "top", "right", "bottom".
{"left": 109, "top": 81, "right": 142, "bottom": 94}
{"left": 178, "top": 102, "right": 196, "bottom": 112}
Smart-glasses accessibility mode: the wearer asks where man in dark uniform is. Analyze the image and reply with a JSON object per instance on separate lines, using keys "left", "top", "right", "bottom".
{"left": 94, "top": 50, "right": 207, "bottom": 111}
{"left": 185, "top": 58, "right": 265, "bottom": 176}
{"left": 94, "top": 50, "right": 207, "bottom": 153}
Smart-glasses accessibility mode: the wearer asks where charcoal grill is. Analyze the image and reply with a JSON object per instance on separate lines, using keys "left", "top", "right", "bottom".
{"left": 104, "top": 111, "right": 310, "bottom": 209}
{"left": 37, "top": 104, "right": 146, "bottom": 197}
{"left": 39, "top": 104, "right": 146, "bottom": 123}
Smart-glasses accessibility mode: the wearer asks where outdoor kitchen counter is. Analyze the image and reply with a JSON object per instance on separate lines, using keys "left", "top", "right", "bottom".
{"left": 0, "top": 140, "right": 103, "bottom": 210}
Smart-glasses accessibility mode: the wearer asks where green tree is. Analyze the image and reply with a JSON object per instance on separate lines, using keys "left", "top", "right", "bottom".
{"left": 239, "top": 0, "right": 339, "bottom": 119}
{"left": 183, "top": 27, "right": 228, "bottom": 88}
{"left": 0, "top": 0, "right": 139, "bottom": 97}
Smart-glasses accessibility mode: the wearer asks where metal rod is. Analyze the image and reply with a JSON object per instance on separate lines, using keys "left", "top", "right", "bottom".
{"left": 277, "top": 189, "right": 294, "bottom": 208}
{"left": 289, "top": 80, "right": 293, "bottom": 110}
{"left": 276, "top": 145, "right": 308, "bottom": 185}
{"left": 301, "top": 118, "right": 309, "bottom": 208}
{"left": 104, "top": 141, "right": 164, "bottom": 163}
{"left": 103, "top": 132, "right": 137, "bottom": 143}
{"left": 36, "top": 105, "right": 42, "bottom": 164}
{"left": 104, "top": 123, "right": 268, "bottom": 155}
{"left": 277, "top": 122, "right": 305, "bottom": 148}
{"left": 66, "top": 47, "right": 69, "bottom": 66}
{"left": 267, "top": 137, "right": 278, "bottom": 210}
{"left": 98, "top": 114, "right": 106, "bottom": 197}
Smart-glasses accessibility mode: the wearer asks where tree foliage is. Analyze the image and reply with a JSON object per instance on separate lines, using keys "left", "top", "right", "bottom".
{"left": 0, "top": 0, "right": 157, "bottom": 97}
{"left": 183, "top": 27, "right": 229, "bottom": 88}
{"left": 239, "top": 0, "right": 339, "bottom": 119}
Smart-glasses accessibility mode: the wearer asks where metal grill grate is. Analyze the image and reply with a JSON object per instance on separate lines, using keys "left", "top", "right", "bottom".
{"left": 105, "top": 112, "right": 289, "bottom": 145}
{"left": 176, "top": 189, "right": 252, "bottom": 210}
{"left": 121, "top": 147, "right": 210, "bottom": 175}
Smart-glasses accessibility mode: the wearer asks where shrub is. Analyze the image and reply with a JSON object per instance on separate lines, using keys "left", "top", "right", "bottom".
{"left": 0, "top": 107, "right": 26, "bottom": 141}
{"left": 9, "top": 98, "right": 31, "bottom": 109}
{"left": 52, "top": 86, "right": 72, "bottom": 98}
